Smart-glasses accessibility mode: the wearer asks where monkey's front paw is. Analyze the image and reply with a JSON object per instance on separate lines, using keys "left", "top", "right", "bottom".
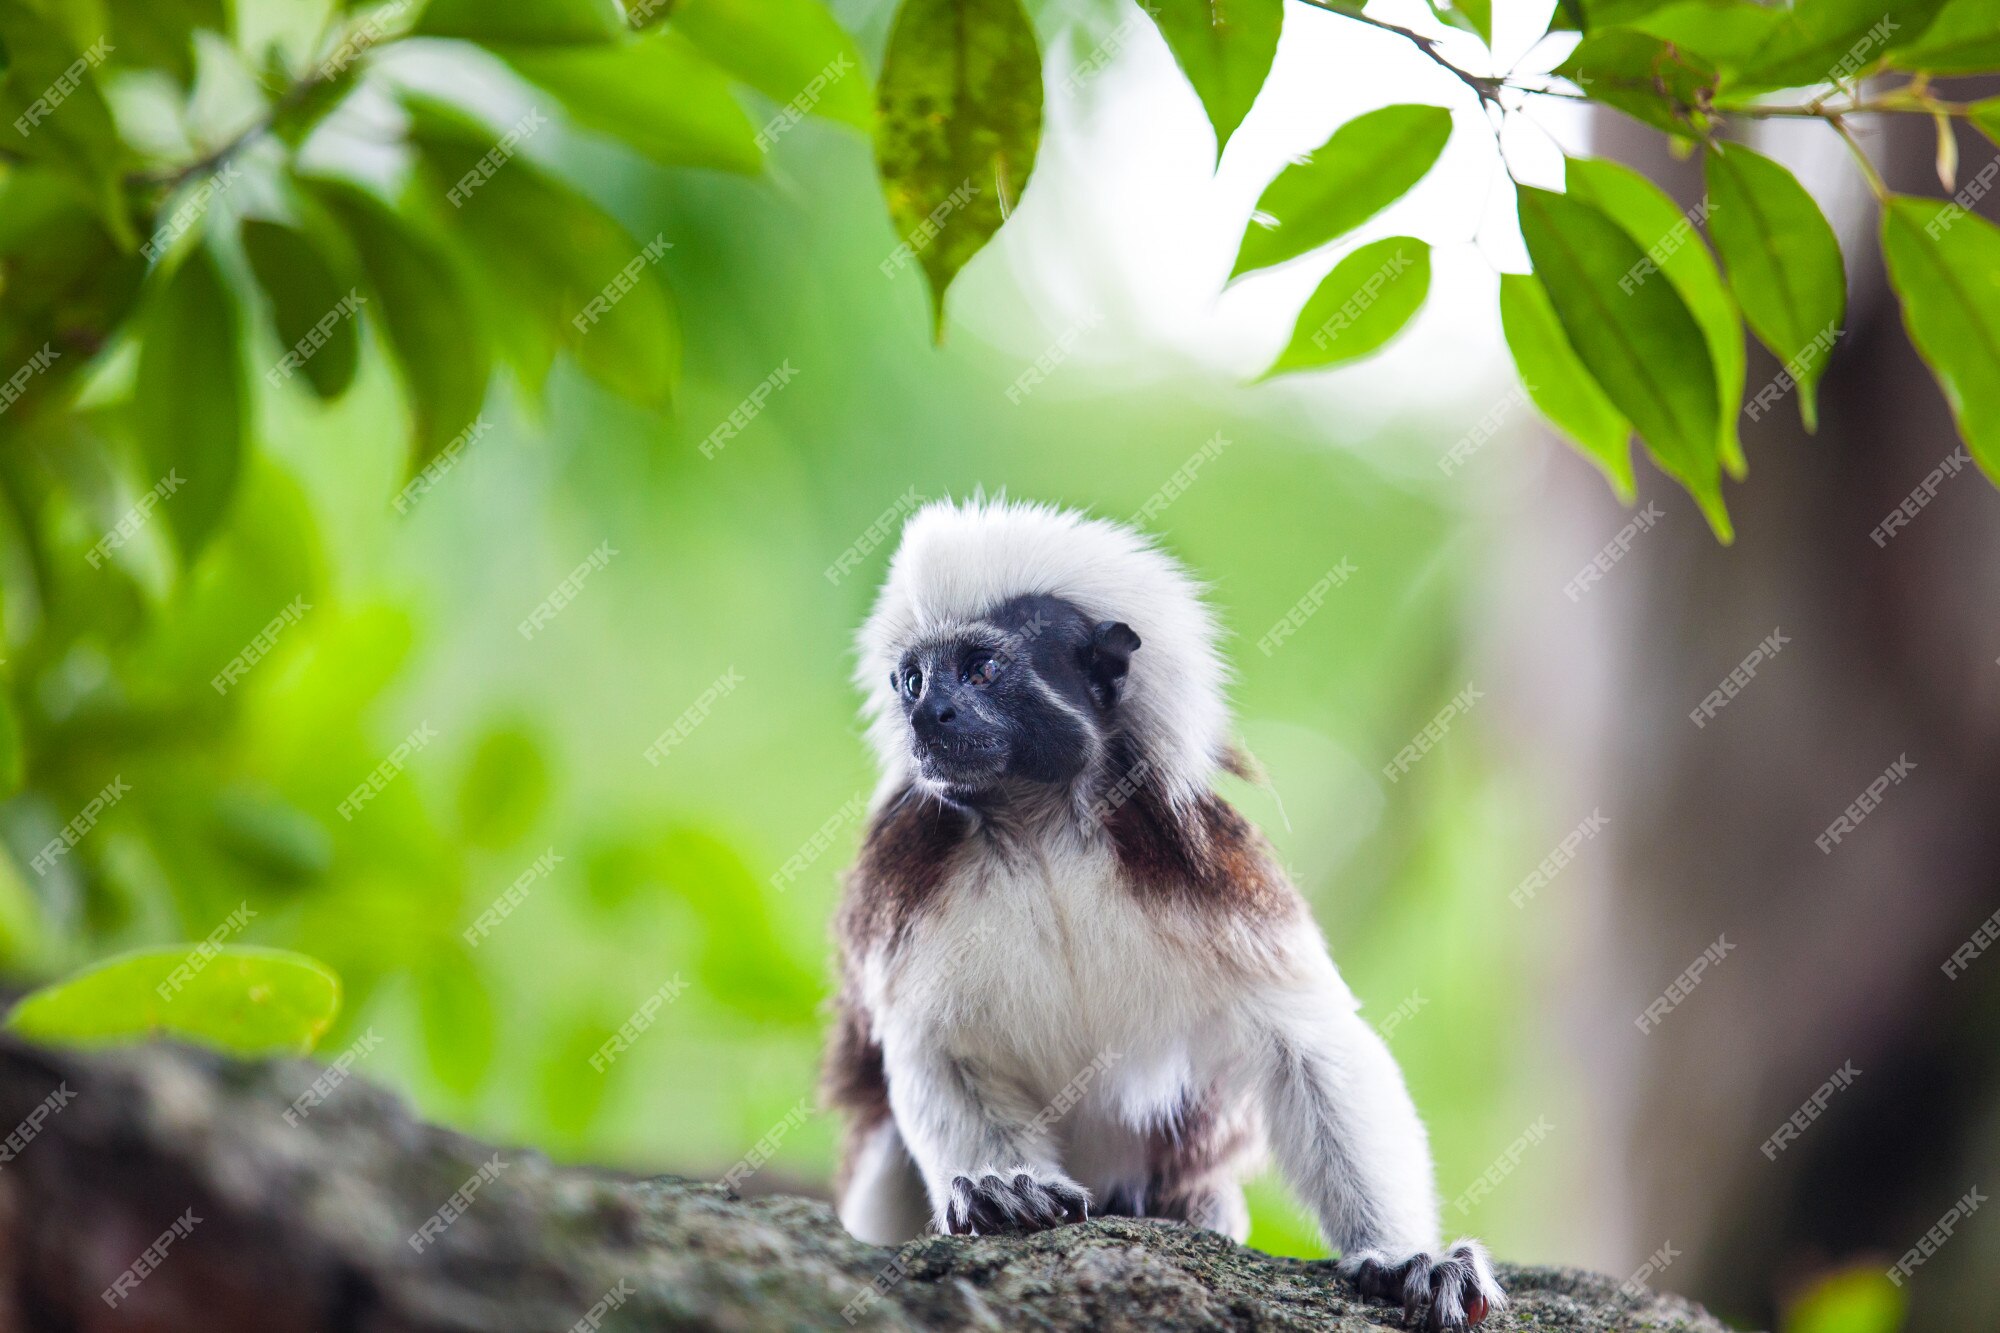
{"left": 1340, "top": 1239, "right": 1506, "bottom": 1330}
{"left": 944, "top": 1170, "right": 1090, "bottom": 1236}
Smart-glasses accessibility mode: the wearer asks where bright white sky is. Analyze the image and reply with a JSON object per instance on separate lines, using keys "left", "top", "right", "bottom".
{"left": 956, "top": 0, "right": 1595, "bottom": 481}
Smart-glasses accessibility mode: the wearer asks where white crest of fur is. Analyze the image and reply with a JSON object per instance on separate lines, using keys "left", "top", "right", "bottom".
{"left": 856, "top": 498, "right": 1229, "bottom": 808}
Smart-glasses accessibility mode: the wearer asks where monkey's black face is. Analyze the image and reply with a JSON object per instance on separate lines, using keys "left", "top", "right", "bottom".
{"left": 893, "top": 595, "right": 1139, "bottom": 798}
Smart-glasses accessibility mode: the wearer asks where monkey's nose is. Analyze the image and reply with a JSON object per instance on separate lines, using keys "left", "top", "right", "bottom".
{"left": 915, "top": 695, "right": 957, "bottom": 732}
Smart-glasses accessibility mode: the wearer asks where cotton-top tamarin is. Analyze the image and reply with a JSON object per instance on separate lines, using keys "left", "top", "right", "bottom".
{"left": 822, "top": 499, "right": 1503, "bottom": 1330}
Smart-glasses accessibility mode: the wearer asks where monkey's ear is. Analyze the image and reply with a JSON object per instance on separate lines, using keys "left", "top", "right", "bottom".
{"left": 1085, "top": 621, "right": 1141, "bottom": 709}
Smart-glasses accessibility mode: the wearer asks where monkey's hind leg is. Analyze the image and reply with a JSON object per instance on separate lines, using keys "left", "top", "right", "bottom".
{"left": 837, "top": 1118, "right": 932, "bottom": 1245}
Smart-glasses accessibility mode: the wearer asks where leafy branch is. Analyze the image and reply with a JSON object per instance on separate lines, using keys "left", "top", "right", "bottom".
{"left": 866, "top": 0, "right": 2000, "bottom": 541}
{"left": 1299, "top": 0, "right": 1996, "bottom": 131}
{"left": 0, "top": 0, "right": 1995, "bottom": 595}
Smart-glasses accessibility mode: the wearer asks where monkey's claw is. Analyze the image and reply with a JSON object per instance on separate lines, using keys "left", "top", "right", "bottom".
{"left": 1341, "top": 1240, "right": 1506, "bottom": 1330}
{"left": 944, "top": 1171, "right": 1090, "bottom": 1236}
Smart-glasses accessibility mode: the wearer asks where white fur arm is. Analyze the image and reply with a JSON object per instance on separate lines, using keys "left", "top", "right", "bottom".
{"left": 1254, "top": 969, "right": 1441, "bottom": 1256}
{"left": 880, "top": 1036, "right": 1073, "bottom": 1229}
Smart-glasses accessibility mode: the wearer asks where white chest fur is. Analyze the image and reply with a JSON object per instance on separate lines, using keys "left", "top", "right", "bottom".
{"left": 859, "top": 829, "right": 1254, "bottom": 1136}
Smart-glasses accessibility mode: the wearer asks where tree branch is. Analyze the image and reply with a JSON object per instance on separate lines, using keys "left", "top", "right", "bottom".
{"left": 0, "top": 1035, "right": 1744, "bottom": 1333}
{"left": 130, "top": 7, "right": 404, "bottom": 197}
{"left": 1286, "top": 0, "right": 1987, "bottom": 136}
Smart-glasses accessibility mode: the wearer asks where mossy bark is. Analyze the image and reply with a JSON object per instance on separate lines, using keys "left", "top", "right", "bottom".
{"left": 0, "top": 1036, "right": 1742, "bottom": 1331}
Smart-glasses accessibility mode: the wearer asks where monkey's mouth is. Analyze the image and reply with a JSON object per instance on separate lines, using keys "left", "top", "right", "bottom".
{"left": 916, "top": 735, "right": 1007, "bottom": 783}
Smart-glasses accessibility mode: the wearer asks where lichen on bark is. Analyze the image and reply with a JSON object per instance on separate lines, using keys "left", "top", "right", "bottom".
{"left": 0, "top": 1036, "right": 1743, "bottom": 1331}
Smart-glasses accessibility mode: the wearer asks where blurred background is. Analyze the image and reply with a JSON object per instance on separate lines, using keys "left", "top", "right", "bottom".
{"left": 3, "top": 1, "right": 1996, "bottom": 1331}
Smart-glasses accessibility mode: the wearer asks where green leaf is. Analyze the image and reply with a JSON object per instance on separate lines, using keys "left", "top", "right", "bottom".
{"left": 1499, "top": 272, "right": 1636, "bottom": 499}
{"left": 539, "top": 1014, "right": 617, "bottom": 1138}
{"left": 671, "top": 0, "right": 874, "bottom": 132}
{"left": 876, "top": 0, "right": 1045, "bottom": 336}
{"left": 404, "top": 100, "right": 682, "bottom": 408}
{"left": 1567, "top": 0, "right": 1682, "bottom": 29}
{"left": 1644, "top": 0, "right": 1950, "bottom": 89}
{"left": 417, "top": 0, "right": 626, "bottom": 45}
{"left": 210, "top": 788, "right": 334, "bottom": 888}
{"left": 1565, "top": 155, "right": 1746, "bottom": 476}
{"left": 0, "top": 693, "right": 21, "bottom": 800}
{"left": 1887, "top": 0, "right": 2000, "bottom": 72}
{"left": 6, "top": 946, "right": 341, "bottom": 1056}
{"left": 135, "top": 247, "right": 246, "bottom": 557}
{"left": 1555, "top": 30, "right": 1715, "bottom": 137}
{"left": 242, "top": 218, "right": 362, "bottom": 401}
{"left": 1703, "top": 144, "right": 1845, "bottom": 431}
{"left": 271, "top": 64, "right": 364, "bottom": 149}
{"left": 1721, "top": 0, "right": 1946, "bottom": 88}
{"left": 1971, "top": 96, "right": 2000, "bottom": 148}
{"left": 105, "top": 0, "right": 226, "bottom": 85}
{"left": 457, "top": 724, "right": 551, "bottom": 848}
{"left": 1628, "top": 0, "right": 1784, "bottom": 82}
{"left": 419, "top": 949, "right": 495, "bottom": 1095}
{"left": 1261, "top": 236, "right": 1430, "bottom": 377}
{"left": 1145, "top": 0, "right": 1283, "bottom": 162}
{"left": 307, "top": 178, "right": 494, "bottom": 471}
{"left": 503, "top": 30, "right": 763, "bottom": 172}
{"left": 657, "top": 827, "right": 821, "bottom": 1026}
{"left": 0, "top": 170, "right": 143, "bottom": 417}
{"left": 1517, "top": 185, "right": 1730, "bottom": 538}
{"left": 1428, "top": 0, "right": 1492, "bottom": 44}
{"left": 1880, "top": 195, "right": 2000, "bottom": 484}
{"left": 0, "top": 840, "right": 51, "bottom": 975}
{"left": 0, "top": 7, "right": 132, "bottom": 245}
{"left": 1231, "top": 104, "right": 1453, "bottom": 279}
{"left": 1424, "top": 0, "right": 1488, "bottom": 43}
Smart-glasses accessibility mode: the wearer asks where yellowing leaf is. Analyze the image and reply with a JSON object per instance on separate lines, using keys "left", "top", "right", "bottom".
{"left": 876, "top": 0, "right": 1045, "bottom": 336}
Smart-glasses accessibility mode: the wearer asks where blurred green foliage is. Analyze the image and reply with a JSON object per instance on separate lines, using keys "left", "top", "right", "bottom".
{"left": 1783, "top": 1265, "right": 1909, "bottom": 1333}
{"left": 13, "top": 0, "right": 1996, "bottom": 1281}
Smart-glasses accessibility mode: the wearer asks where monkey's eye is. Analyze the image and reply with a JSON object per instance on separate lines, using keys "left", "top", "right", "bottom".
{"left": 900, "top": 667, "right": 923, "bottom": 698}
{"left": 962, "top": 651, "right": 1001, "bottom": 687}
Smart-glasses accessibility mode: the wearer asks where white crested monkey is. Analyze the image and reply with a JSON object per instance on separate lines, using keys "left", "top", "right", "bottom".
{"left": 822, "top": 499, "right": 1503, "bottom": 1329}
